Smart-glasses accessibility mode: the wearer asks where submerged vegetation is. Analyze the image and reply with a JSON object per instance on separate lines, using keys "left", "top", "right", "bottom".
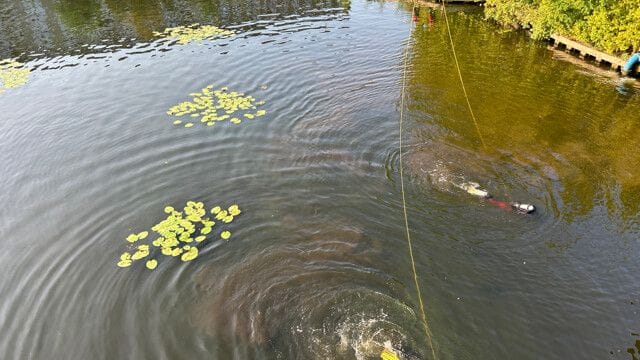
{"left": 117, "top": 201, "right": 241, "bottom": 269}
{"left": 153, "top": 24, "right": 234, "bottom": 45}
{"left": 484, "top": 0, "right": 640, "bottom": 55}
{"left": 168, "top": 85, "right": 266, "bottom": 128}
{"left": 0, "top": 59, "right": 30, "bottom": 93}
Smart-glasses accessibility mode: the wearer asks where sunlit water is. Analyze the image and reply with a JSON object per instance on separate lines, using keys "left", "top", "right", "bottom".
{"left": 0, "top": 1, "right": 639, "bottom": 359}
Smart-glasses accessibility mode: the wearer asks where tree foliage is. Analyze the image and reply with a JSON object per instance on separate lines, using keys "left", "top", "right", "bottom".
{"left": 485, "top": 0, "right": 640, "bottom": 55}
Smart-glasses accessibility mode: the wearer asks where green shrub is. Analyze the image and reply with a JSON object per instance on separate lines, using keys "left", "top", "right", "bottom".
{"left": 484, "top": 0, "right": 640, "bottom": 55}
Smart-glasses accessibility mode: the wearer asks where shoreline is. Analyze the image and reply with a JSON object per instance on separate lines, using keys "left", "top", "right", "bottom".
{"left": 410, "top": 0, "right": 637, "bottom": 79}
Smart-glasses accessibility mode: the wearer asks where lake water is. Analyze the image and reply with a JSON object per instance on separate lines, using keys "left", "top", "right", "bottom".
{"left": 0, "top": 1, "right": 639, "bottom": 359}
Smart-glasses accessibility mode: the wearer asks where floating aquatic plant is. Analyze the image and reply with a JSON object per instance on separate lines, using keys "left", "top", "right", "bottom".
{"left": 153, "top": 24, "right": 234, "bottom": 45}
{"left": 0, "top": 59, "right": 30, "bottom": 93}
{"left": 116, "top": 201, "right": 242, "bottom": 270}
{"left": 167, "top": 85, "right": 267, "bottom": 128}
{"left": 380, "top": 348, "right": 400, "bottom": 360}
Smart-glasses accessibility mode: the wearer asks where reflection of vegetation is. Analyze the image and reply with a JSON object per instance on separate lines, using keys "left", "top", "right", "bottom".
{"left": 168, "top": 85, "right": 266, "bottom": 128}
{"left": 153, "top": 24, "right": 234, "bottom": 44}
{"left": 0, "top": 59, "right": 30, "bottom": 93}
{"left": 117, "top": 201, "right": 241, "bottom": 269}
{"left": 485, "top": 0, "right": 640, "bottom": 54}
{"left": 0, "top": 0, "right": 350, "bottom": 57}
{"left": 408, "top": 9, "right": 640, "bottom": 223}
{"left": 54, "top": 0, "right": 103, "bottom": 30}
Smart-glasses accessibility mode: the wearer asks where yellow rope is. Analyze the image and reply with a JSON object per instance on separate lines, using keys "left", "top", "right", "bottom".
{"left": 441, "top": 1, "right": 486, "bottom": 149}
{"left": 398, "top": 4, "right": 438, "bottom": 359}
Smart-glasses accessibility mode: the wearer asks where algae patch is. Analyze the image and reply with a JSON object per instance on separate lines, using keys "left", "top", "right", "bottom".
{"left": 167, "top": 85, "right": 267, "bottom": 128}
{"left": 0, "top": 59, "right": 30, "bottom": 93}
{"left": 153, "top": 24, "right": 234, "bottom": 45}
{"left": 116, "top": 201, "right": 242, "bottom": 270}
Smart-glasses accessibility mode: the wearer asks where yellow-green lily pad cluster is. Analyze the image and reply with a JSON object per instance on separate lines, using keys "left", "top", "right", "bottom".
{"left": 153, "top": 24, "right": 234, "bottom": 45}
{"left": 168, "top": 85, "right": 267, "bottom": 128}
{"left": 117, "top": 201, "right": 241, "bottom": 270}
{"left": 0, "top": 59, "right": 30, "bottom": 93}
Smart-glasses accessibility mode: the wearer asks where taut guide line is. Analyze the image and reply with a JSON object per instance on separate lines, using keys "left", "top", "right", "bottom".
{"left": 395, "top": 2, "right": 439, "bottom": 359}
{"left": 392, "top": 1, "right": 538, "bottom": 359}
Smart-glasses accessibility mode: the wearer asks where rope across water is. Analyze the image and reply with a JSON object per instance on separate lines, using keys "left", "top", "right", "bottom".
{"left": 441, "top": 1, "right": 486, "bottom": 148}
{"left": 397, "top": 3, "right": 438, "bottom": 359}
{"left": 397, "top": 2, "right": 486, "bottom": 358}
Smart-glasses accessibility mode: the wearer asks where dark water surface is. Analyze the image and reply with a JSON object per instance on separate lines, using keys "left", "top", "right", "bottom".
{"left": 1, "top": 1, "right": 639, "bottom": 359}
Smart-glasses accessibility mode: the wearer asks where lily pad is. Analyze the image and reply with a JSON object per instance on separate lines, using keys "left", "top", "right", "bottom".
{"left": 116, "top": 201, "right": 242, "bottom": 269}
{"left": 0, "top": 59, "right": 30, "bottom": 93}
{"left": 228, "top": 204, "right": 241, "bottom": 216}
{"left": 154, "top": 24, "right": 234, "bottom": 45}
{"left": 167, "top": 85, "right": 266, "bottom": 128}
{"left": 146, "top": 259, "right": 158, "bottom": 270}
{"left": 181, "top": 247, "right": 198, "bottom": 261}
{"left": 117, "top": 259, "right": 132, "bottom": 268}
{"left": 131, "top": 247, "right": 149, "bottom": 260}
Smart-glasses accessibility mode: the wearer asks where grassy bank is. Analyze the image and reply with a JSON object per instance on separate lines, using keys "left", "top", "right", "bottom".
{"left": 484, "top": 0, "right": 640, "bottom": 57}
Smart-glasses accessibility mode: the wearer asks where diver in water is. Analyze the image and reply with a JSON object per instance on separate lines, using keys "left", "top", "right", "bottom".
{"left": 459, "top": 182, "right": 536, "bottom": 214}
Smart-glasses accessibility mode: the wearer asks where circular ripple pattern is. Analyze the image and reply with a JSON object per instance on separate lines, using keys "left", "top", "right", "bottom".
{"left": 0, "top": 1, "right": 639, "bottom": 360}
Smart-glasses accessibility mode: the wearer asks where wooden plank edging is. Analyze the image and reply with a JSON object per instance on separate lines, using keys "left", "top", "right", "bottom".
{"left": 549, "top": 34, "right": 625, "bottom": 70}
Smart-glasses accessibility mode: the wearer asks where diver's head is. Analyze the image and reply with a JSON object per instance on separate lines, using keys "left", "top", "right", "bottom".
{"left": 511, "top": 202, "right": 536, "bottom": 214}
